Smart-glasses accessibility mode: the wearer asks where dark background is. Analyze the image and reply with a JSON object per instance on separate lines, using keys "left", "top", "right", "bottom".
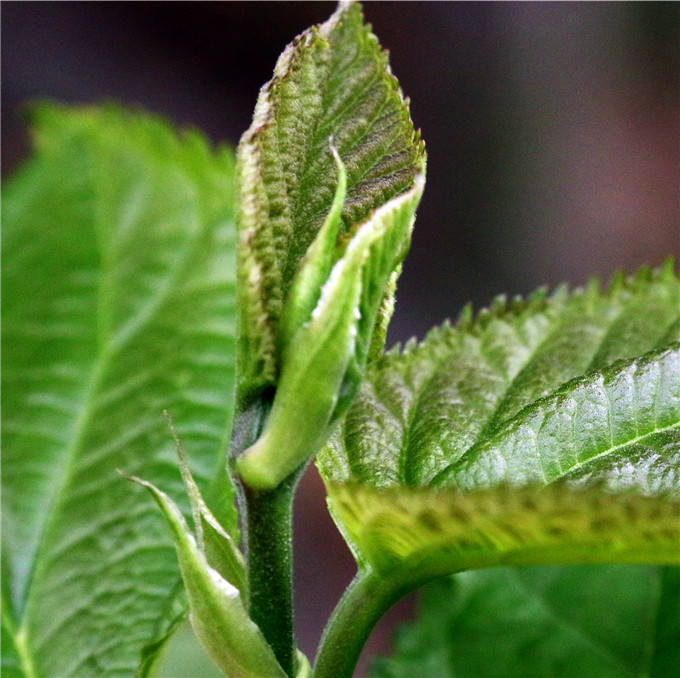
{"left": 3, "top": 2, "right": 679, "bottom": 675}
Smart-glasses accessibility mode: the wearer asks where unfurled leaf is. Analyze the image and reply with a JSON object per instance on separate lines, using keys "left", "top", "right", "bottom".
{"left": 235, "top": 0, "right": 426, "bottom": 408}
{"left": 327, "top": 482, "right": 679, "bottom": 576}
{"left": 318, "top": 265, "right": 680, "bottom": 576}
{"left": 437, "top": 344, "right": 679, "bottom": 493}
{"left": 371, "top": 565, "right": 680, "bottom": 678}
{"left": 2, "top": 105, "right": 237, "bottom": 677}
{"left": 127, "top": 476, "right": 284, "bottom": 678}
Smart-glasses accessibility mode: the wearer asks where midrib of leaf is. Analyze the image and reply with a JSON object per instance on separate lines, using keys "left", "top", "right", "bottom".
{"left": 18, "top": 354, "right": 106, "bottom": 623}
{"left": 17, "top": 146, "right": 209, "bottom": 644}
{"left": 328, "top": 269, "right": 680, "bottom": 488}
{"left": 381, "top": 297, "right": 565, "bottom": 485}
{"left": 377, "top": 298, "right": 559, "bottom": 485}
{"left": 3, "top": 161, "right": 98, "bottom": 620}
{"left": 438, "top": 344, "right": 679, "bottom": 491}
{"left": 2, "top": 598, "right": 36, "bottom": 678}
{"left": 487, "top": 282, "right": 677, "bottom": 439}
{"left": 458, "top": 289, "right": 676, "bottom": 477}
{"left": 556, "top": 421, "right": 676, "bottom": 482}
{"left": 20, "top": 245, "right": 202, "bottom": 647}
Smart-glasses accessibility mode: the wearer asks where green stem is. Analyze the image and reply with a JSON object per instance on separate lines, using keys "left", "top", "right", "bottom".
{"left": 241, "top": 474, "right": 298, "bottom": 677}
{"left": 313, "top": 570, "right": 412, "bottom": 678}
{"left": 231, "top": 397, "right": 299, "bottom": 676}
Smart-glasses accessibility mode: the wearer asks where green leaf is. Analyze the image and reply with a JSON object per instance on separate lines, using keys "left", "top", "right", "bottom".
{"left": 438, "top": 343, "right": 679, "bottom": 493}
{"left": 126, "top": 475, "right": 285, "bottom": 678}
{"left": 155, "top": 620, "right": 224, "bottom": 678}
{"left": 235, "top": 0, "right": 426, "bottom": 406}
{"left": 318, "top": 265, "right": 680, "bottom": 575}
{"left": 371, "top": 565, "right": 680, "bottom": 678}
{"left": 326, "top": 481, "right": 679, "bottom": 577}
{"left": 1, "top": 598, "right": 27, "bottom": 678}
{"left": 2, "top": 104, "right": 238, "bottom": 677}
{"left": 166, "top": 413, "right": 245, "bottom": 593}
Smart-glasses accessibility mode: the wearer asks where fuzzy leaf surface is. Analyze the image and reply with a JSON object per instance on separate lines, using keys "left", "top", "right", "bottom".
{"left": 318, "top": 267, "right": 680, "bottom": 574}
{"left": 371, "top": 565, "right": 680, "bottom": 678}
{"left": 2, "top": 105, "right": 238, "bottom": 677}
{"left": 236, "top": 0, "right": 425, "bottom": 403}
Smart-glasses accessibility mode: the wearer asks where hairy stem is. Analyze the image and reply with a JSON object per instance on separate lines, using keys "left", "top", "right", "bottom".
{"left": 242, "top": 476, "right": 297, "bottom": 676}
{"left": 231, "top": 397, "right": 299, "bottom": 676}
{"left": 313, "top": 570, "right": 412, "bottom": 678}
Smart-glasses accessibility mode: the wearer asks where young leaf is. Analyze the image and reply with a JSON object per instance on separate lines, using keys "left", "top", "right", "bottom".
{"left": 126, "top": 476, "right": 285, "bottom": 678}
{"left": 318, "top": 265, "right": 680, "bottom": 576}
{"left": 371, "top": 565, "right": 680, "bottom": 678}
{"left": 235, "top": 0, "right": 426, "bottom": 407}
{"left": 165, "top": 412, "right": 246, "bottom": 593}
{"left": 237, "top": 174, "right": 424, "bottom": 489}
{"left": 2, "top": 105, "right": 238, "bottom": 677}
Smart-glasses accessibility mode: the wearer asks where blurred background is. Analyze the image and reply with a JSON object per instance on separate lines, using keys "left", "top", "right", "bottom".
{"left": 3, "top": 2, "right": 679, "bottom": 676}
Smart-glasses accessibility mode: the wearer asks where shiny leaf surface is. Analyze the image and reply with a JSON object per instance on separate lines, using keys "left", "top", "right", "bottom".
{"left": 319, "top": 266, "right": 680, "bottom": 575}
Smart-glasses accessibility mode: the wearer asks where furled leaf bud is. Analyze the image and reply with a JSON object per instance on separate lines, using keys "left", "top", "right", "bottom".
{"left": 233, "top": 0, "right": 426, "bottom": 489}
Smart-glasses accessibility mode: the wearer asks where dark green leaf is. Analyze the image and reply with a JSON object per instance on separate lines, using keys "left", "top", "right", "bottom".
{"left": 371, "top": 565, "right": 680, "bottom": 678}
{"left": 2, "top": 105, "right": 238, "bottom": 676}
{"left": 319, "top": 266, "right": 680, "bottom": 574}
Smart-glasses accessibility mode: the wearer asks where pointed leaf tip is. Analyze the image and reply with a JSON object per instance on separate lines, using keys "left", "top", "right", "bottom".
{"left": 162, "top": 411, "right": 247, "bottom": 592}
{"left": 234, "top": 1, "right": 425, "bottom": 488}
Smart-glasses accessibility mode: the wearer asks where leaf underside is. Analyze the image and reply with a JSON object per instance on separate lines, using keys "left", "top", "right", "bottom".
{"left": 371, "top": 565, "right": 680, "bottom": 678}
{"left": 2, "top": 105, "right": 238, "bottom": 677}
{"left": 318, "top": 264, "right": 680, "bottom": 575}
{"left": 236, "top": 0, "right": 426, "bottom": 402}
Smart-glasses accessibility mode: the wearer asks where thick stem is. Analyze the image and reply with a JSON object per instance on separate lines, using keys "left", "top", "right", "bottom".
{"left": 242, "top": 474, "right": 298, "bottom": 677}
{"left": 313, "top": 571, "right": 411, "bottom": 678}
